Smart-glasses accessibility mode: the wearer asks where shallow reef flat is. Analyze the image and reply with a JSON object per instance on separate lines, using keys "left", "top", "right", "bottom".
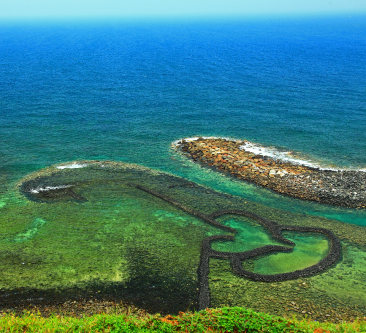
{"left": 0, "top": 160, "right": 366, "bottom": 322}
{"left": 175, "top": 137, "right": 366, "bottom": 209}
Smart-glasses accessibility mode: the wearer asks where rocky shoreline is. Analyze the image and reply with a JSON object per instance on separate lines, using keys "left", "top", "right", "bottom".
{"left": 175, "top": 137, "right": 366, "bottom": 209}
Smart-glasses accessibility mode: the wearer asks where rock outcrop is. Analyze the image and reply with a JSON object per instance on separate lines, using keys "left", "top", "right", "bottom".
{"left": 175, "top": 137, "right": 366, "bottom": 209}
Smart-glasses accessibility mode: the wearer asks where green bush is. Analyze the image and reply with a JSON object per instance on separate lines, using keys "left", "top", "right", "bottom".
{"left": 1, "top": 307, "right": 366, "bottom": 332}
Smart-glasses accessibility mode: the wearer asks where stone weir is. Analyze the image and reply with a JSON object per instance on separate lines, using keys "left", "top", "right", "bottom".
{"left": 175, "top": 137, "right": 366, "bottom": 209}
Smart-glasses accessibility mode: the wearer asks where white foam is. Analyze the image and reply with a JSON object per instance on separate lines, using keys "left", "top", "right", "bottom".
{"left": 238, "top": 141, "right": 324, "bottom": 169}
{"left": 171, "top": 137, "right": 200, "bottom": 146}
{"left": 237, "top": 142, "right": 366, "bottom": 171}
{"left": 173, "top": 136, "right": 366, "bottom": 172}
{"left": 56, "top": 162, "right": 87, "bottom": 170}
{"left": 30, "top": 185, "right": 72, "bottom": 194}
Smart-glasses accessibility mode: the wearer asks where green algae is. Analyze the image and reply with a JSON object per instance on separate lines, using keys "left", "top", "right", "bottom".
{"left": 211, "top": 216, "right": 330, "bottom": 275}
{"left": 1, "top": 160, "right": 366, "bottom": 319}
{"left": 311, "top": 244, "right": 366, "bottom": 307}
{"left": 253, "top": 232, "right": 329, "bottom": 275}
{"left": 13, "top": 218, "right": 46, "bottom": 243}
{"left": 0, "top": 161, "right": 224, "bottom": 309}
{"left": 0, "top": 191, "right": 212, "bottom": 289}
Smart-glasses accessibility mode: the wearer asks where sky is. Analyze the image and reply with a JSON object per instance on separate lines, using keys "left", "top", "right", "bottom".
{"left": 1, "top": 0, "right": 366, "bottom": 20}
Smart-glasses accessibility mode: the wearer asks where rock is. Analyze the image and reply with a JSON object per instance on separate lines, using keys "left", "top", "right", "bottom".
{"left": 177, "top": 137, "right": 366, "bottom": 209}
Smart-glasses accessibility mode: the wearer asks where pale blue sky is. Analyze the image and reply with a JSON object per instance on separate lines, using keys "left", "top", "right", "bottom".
{"left": 1, "top": 0, "right": 366, "bottom": 19}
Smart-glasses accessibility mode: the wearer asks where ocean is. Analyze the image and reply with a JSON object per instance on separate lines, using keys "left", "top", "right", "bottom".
{"left": 1, "top": 15, "right": 365, "bottom": 224}
{"left": 0, "top": 15, "right": 366, "bottom": 315}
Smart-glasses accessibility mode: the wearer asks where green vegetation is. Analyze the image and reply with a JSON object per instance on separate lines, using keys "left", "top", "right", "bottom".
{"left": 1, "top": 307, "right": 366, "bottom": 332}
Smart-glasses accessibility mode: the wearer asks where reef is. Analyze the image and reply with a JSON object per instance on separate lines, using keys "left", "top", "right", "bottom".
{"left": 0, "top": 160, "right": 344, "bottom": 317}
{"left": 175, "top": 137, "right": 366, "bottom": 209}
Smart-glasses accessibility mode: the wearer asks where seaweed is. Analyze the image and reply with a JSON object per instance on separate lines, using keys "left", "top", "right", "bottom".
{"left": 13, "top": 161, "right": 342, "bottom": 313}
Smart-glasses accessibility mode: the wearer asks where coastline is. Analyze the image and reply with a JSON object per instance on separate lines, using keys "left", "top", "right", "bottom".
{"left": 174, "top": 137, "right": 366, "bottom": 209}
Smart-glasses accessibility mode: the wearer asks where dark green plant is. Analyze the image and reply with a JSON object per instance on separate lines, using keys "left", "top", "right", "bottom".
{"left": 1, "top": 305, "right": 366, "bottom": 332}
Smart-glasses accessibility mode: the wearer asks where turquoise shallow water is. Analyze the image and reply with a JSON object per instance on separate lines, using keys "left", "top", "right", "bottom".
{"left": 0, "top": 15, "right": 366, "bottom": 317}
{"left": 0, "top": 15, "right": 365, "bottom": 226}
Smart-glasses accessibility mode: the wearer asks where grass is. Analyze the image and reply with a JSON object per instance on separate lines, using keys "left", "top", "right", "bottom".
{"left": 1, "top": 307, "right": 366, "bottom": 332}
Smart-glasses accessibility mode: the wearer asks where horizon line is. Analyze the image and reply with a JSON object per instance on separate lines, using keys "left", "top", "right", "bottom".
{"left": 0, "top": 11, "right": 365, "bottom": 23}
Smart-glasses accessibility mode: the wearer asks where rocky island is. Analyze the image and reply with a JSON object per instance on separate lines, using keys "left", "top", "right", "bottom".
{"left": 175, "top": 137, "right": 366, "bottom": 209}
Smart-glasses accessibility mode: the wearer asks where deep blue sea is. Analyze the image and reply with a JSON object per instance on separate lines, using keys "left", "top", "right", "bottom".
{"left": 1, "top": 15, "right": 366, "bottom": 225}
